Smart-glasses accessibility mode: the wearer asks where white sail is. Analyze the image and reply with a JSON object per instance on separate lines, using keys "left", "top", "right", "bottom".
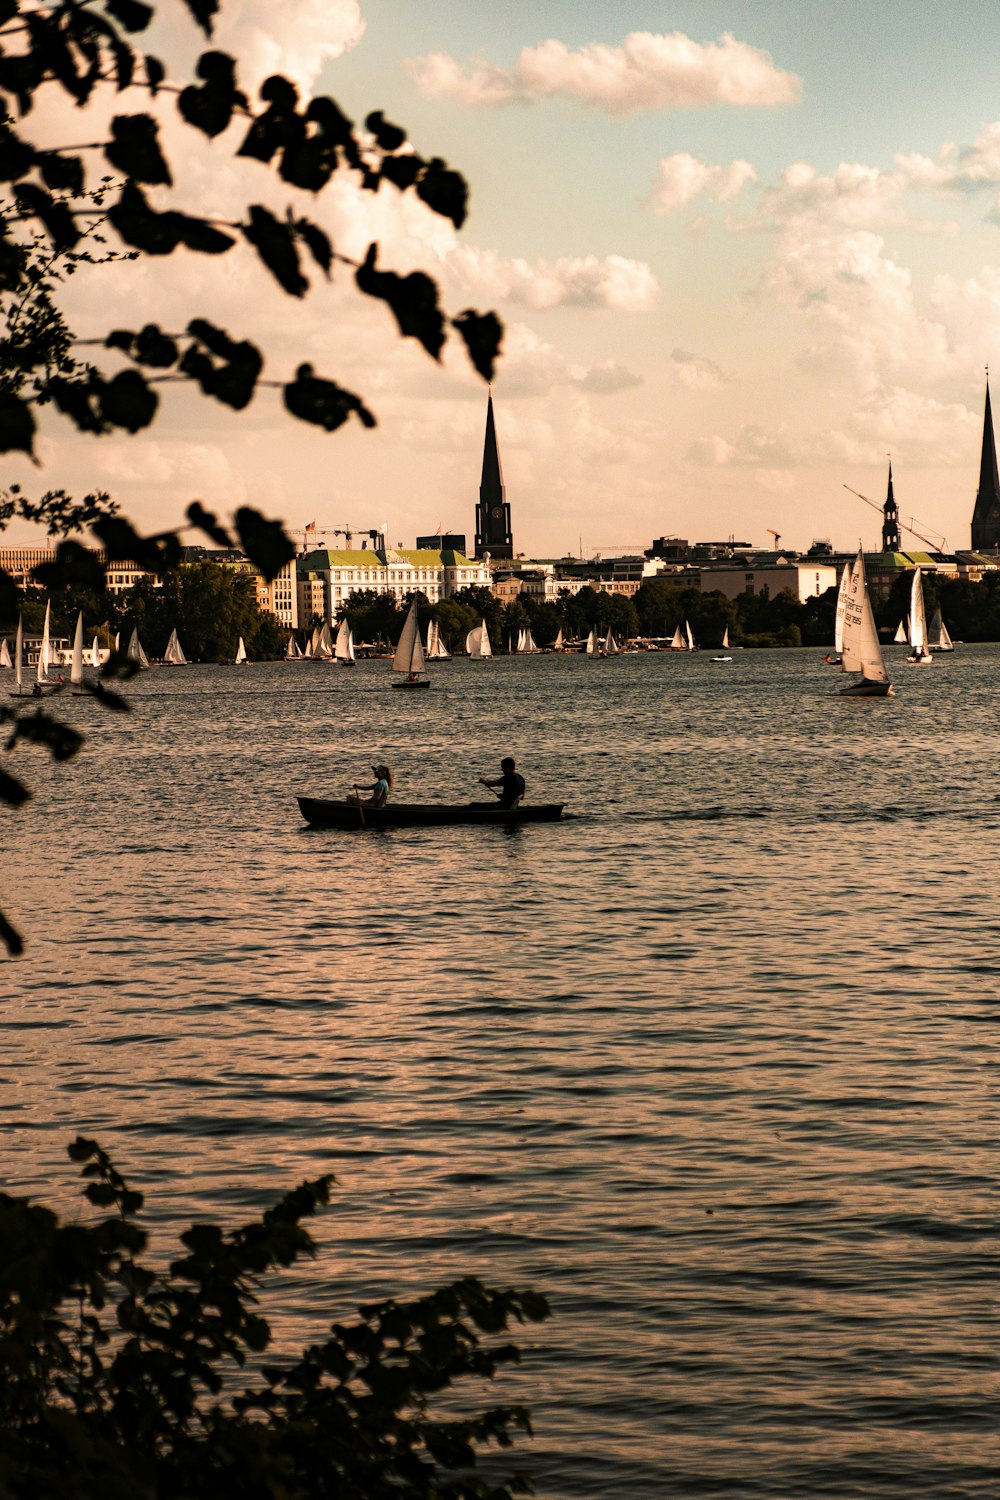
{"left": 466, "top": 627, "right": 481, "bottom": 657}
{"left": 834, "top": 564, "right": 851, "bottom": 655}
{"left": 908, "top": 568, "right": 928, "bottom": 654}
{"left": 38, "top": 600, "right": 52, "bottom": 681}
{"left": 163, "top": 628, "right": 187, "bottom": 665}
{"left": 585, "top": 628, "right": 597, "bottom": 656}
{"left": 285, "top": 634, "right": 302, "bottom": 659}
{"left": 928, "top": 608, "right": 954, "bottom": 651}
{"left": 316, "top": 622, "right": 334, "bottom": 659}
{"left": 554, "top": 628, "right": 564, "bottom": 650}
{"left": 89, "top": 636, "right": 100, "bottom": 668}
{"left": 392, "top": 600, "right": 425, "bottom": 674}
{"left": 841, "top": 551, "right": 888, "bottom": 683}
{"left": 604, "top": 629, "right": 619, "bottom": 655}
{"left": 14, "top": 615, "right": 22, "bottom": 688}
{"left": 425, "top": 619, "right": 450, "bottom": 659}
{"left": 721, "top": 626, "right": 729, "bottom": 649}
{"left": 234, "top": 636, "right": 248, "bottom": 664}
{"left": 479, "top": 619, "right": 492, "bottom": 659}
{"left": 127, "top": 629, "right": 150, "bottom": 669}
{"left": 335, "top": 619, "right": 355, "bottom": 663}
{"left": 70, "top": 612, "right": 84, "bottom": 685}
{"left": 670, "top": 625, "right": 684, "bottom": 650}
{"left": 893, "top": 618, "right": 907, "bottom": 644}
{"left": 524, "top": 629, "right": 541, "bottom": 653}
{"left": 685, "top": 620, "right": 696, "bottom": 651}
{"left": 0, "top": 637, "right": 10, "bottom": 669}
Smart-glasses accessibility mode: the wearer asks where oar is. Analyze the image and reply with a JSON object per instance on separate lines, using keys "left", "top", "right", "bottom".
{"left": 352, "top": 785, "right": 366, "bottom": 827}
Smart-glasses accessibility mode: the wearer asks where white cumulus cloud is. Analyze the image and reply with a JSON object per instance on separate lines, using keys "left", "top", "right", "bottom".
{"left": 649, "top": 153, "right": 757, "bottom": 213}
{"left": 213, "top": 0, "right": 366, "bottom": 96}
{"left": 670, "top": 349, "right": 732, "bottom": 391}
{"left": 407, "top": 31, "right": 800, "bottom": 116}
{"left": 444, "top": 246, "right": 660, "bottom": 312}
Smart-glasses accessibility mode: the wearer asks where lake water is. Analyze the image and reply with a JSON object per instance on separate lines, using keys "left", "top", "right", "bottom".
{"left": 4, "top": 647, "right": 999, "bottom": 1497}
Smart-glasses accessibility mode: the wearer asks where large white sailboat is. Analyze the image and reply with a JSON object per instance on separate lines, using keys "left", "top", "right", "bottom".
{"left": 906, "top": 568, "right": 933, "bottom": 666}
{"left": 669, "top": 624, "right": 685, "bottom": 651}
{"left": 839, "top": 551, "right": 894, "bottom": 697}
{"left": 392, "top": 599, "right": 429, "bottom": 687}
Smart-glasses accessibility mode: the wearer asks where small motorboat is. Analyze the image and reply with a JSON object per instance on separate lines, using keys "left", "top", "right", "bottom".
{"left": 297, "top": 798, "right": 565, "bottom": 829}
{"left": 710, "top": 655, "right": 732, "bottom": 663}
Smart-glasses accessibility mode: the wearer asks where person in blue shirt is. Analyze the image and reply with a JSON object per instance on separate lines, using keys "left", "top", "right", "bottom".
{"left": 349, "top": 764, "right": 393, "bottom": 807}
{"left": 480, "top": 757, "right": 525, "bottom": 809}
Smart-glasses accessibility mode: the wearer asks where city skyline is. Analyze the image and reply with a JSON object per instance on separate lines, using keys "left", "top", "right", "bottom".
{"left": 13, "top": 1, "right": 1000, "bottom": 558}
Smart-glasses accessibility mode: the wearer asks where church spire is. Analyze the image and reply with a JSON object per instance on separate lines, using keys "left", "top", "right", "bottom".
{"left": 971, "top": 373, "right": 1000, "bottom": 551}
{"left": 474, "top": 390, "right": 513, "bottom": 561}
{"left": 882, "top": 459, "right": 900, "bottom": 552}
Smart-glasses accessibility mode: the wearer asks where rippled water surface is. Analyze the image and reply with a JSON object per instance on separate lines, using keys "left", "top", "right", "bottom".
{"left": 4, "top": 647, "right": 1000, "bottom": 1496}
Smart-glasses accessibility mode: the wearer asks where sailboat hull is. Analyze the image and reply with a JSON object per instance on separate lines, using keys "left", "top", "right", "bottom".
{"left": 391, "top": 678, "right": 431, "bottom": 690}
{"left": 839, "top": 677, "right": 895, "bottom": 697}
{"left": 905, "top": 654, "right": 934, "bottom": 666}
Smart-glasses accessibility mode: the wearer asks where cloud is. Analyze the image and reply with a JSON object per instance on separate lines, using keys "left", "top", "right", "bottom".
{"left": 443, "top": 246, "right": 660, "bottom": 311}
{"left": 213, "top": 0, "right": 366, "bottom": 95}
{"left": 489, "top": 325, "right": 643, "bottom": 398}
{"left": 407, "top": 31, "right": 800, "bottom": 116}
{"left": 648, "top": 153, "right": 756, "bottom": 213}
{"left": 670, "top": 349, "right": 732, "bottom": 391}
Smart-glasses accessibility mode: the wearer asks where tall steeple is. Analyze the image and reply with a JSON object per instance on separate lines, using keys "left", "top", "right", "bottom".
{"left": 882, "top": 460, "right": 900, "bottom": 552}
{"left": 971, "top": 373, "right": 1000, "bottom": 551}
{"left": 474, "top": 390, "right": 512, "bottom": 561}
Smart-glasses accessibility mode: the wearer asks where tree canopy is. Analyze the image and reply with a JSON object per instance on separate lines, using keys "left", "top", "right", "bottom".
{"left": 0, "top": 0, "right": 503, "bottom": 953}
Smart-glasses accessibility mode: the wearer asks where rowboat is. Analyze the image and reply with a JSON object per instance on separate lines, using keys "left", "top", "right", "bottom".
{"left": 297, "top": 797, "right": 565, "bottom": 829}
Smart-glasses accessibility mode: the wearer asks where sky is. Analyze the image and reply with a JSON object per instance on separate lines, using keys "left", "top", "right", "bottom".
{"left": 16, "top": 0, "right": 1000, "bottom": 557}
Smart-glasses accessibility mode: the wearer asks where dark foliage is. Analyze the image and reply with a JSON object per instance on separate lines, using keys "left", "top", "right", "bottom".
{"left": 0, "top": 1139, "right": 549, "bottom": 1498}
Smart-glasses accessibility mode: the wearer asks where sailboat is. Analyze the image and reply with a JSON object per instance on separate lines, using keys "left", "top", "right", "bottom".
{"left": 38, "top": 600, "right": 52, "bottom": 683}
{"left": 669, "top": 624, "right": 685, "bottom": 651}
{"left": 391, "top": 599, "right": 429, "bottom": 688}
{"left": 824, "top": 563, "right": 851, "bottom": 666}
{"left": 685, "top": 620, "right": 697, "bottom": 652}
{"left": 603, "top": 629, "right": 619, "bottom": 656}
{"left": 553, "top": 628, "right": 564, "bottom": 652}
{"left": 234, "top": 636, "right": 248, "bottom": 665}
{"left": 163, "top": 628, "right": 188, "bottom": 665}
{"left": 285, "top": 634, "right": 304, "bottom": 660}
{"left": 465, "top": 620, "right": 493, "bottom": 659}
{"left": 425, "top": 619, "right": 451, "bottom": 660}
{"left": 9, "top": 615, "right": 29, "bottom": 697}
{"left": 0, "top": 637, "right": 10, "bottom": 669}
{"left": 721, "top": 627, "right": 730, "bottom": 649}
{"left": 126, "top": 628, "right": 150, "bottom": 670}
{"left": 315, "top": 622, "right": 334, "bottom": 660}
{"left": 928, "top": 607, "right": 954, "bottom": 652}
{"left": 839, "top": 551, "right": 894, "bottom": 697}
{"left": 89, "top": 636, "right": 101, "bottom": 668}
{"left": 584, "top": 628, "right": 597, "bottom": 656}
{"left": 70, "top": 612, "right": 85, "bottom": 693}
{"left": 906, "top": 568, "right": 933, "bottom": 666}
{"left": 334, "top": 619, "right": 356, "bottom": 667}
{"left": 893, "top": 617, "right": 908, "bottom": 644}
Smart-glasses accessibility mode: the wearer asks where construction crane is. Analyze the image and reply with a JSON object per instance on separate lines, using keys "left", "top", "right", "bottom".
{"left": 294, "top": 524, "right": 385, "bottom": 552}
{"left": 767, "top": 528, "right": 781, "bottom": 548}
{"left": 842, "top": 486, "right": 947, "bottom": 552}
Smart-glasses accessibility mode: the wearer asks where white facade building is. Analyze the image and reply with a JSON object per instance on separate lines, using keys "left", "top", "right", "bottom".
{"left": 299, "top": 546, "right": 491, "bottom": 619}
{"left": 701, "top": 560, "right": 839, "bottom": 603}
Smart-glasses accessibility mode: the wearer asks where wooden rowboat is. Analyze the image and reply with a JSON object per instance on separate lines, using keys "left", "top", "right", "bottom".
{"left": 297, "top": 797, "right": 565, "bottom": 829}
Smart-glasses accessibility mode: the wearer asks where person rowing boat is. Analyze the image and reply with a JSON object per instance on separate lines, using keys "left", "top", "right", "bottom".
{"left": 479, "top": 757, "right": 525, "bottom": 810}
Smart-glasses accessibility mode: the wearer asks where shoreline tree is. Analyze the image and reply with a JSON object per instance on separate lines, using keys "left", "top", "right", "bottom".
{"left": 0, "top": 0, "right": 503, "bottom": 954}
